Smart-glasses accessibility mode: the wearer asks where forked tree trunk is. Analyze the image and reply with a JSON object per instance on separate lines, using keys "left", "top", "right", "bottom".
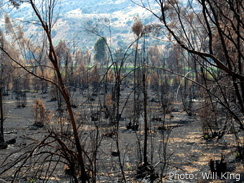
{"left": 30, "top": 1, "right": 89, "bottom": 181}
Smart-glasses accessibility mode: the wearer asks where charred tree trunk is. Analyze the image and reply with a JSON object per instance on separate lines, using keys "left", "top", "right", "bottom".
{"left": 143, "top": 66, "right": 148, "bottom": 165}
{"left": 0, "top": 43, "right": 4, "bottom": 143}
{"left": 134, "top": 39, "right": 139, "bottom": 126}
{"left": 30, "top": 1, "right": 89, "bottom": 181}
{"left": 0, "top": 79, "right": 4, "bottom": 143}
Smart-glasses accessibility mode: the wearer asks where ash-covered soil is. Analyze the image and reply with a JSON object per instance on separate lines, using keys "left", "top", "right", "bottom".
{"left": 0, "top": 90, "right": 243, "bottom": 183}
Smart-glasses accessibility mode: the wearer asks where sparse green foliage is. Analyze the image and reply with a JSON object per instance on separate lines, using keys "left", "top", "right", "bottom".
{"left": 94, "top": 37, "right": 107, "bottom": 64}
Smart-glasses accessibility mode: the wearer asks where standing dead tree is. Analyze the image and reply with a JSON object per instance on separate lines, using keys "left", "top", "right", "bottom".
{"left": 0, "top": 31, "right": 4, "bottom": 145}
{"left": 29, "top": 1, "right": 88, "bottom": 181}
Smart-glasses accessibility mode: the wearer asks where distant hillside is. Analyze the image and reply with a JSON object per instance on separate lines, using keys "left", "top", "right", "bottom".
{"left": 3, "top": 0, "right": 163, "bottom": 50}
